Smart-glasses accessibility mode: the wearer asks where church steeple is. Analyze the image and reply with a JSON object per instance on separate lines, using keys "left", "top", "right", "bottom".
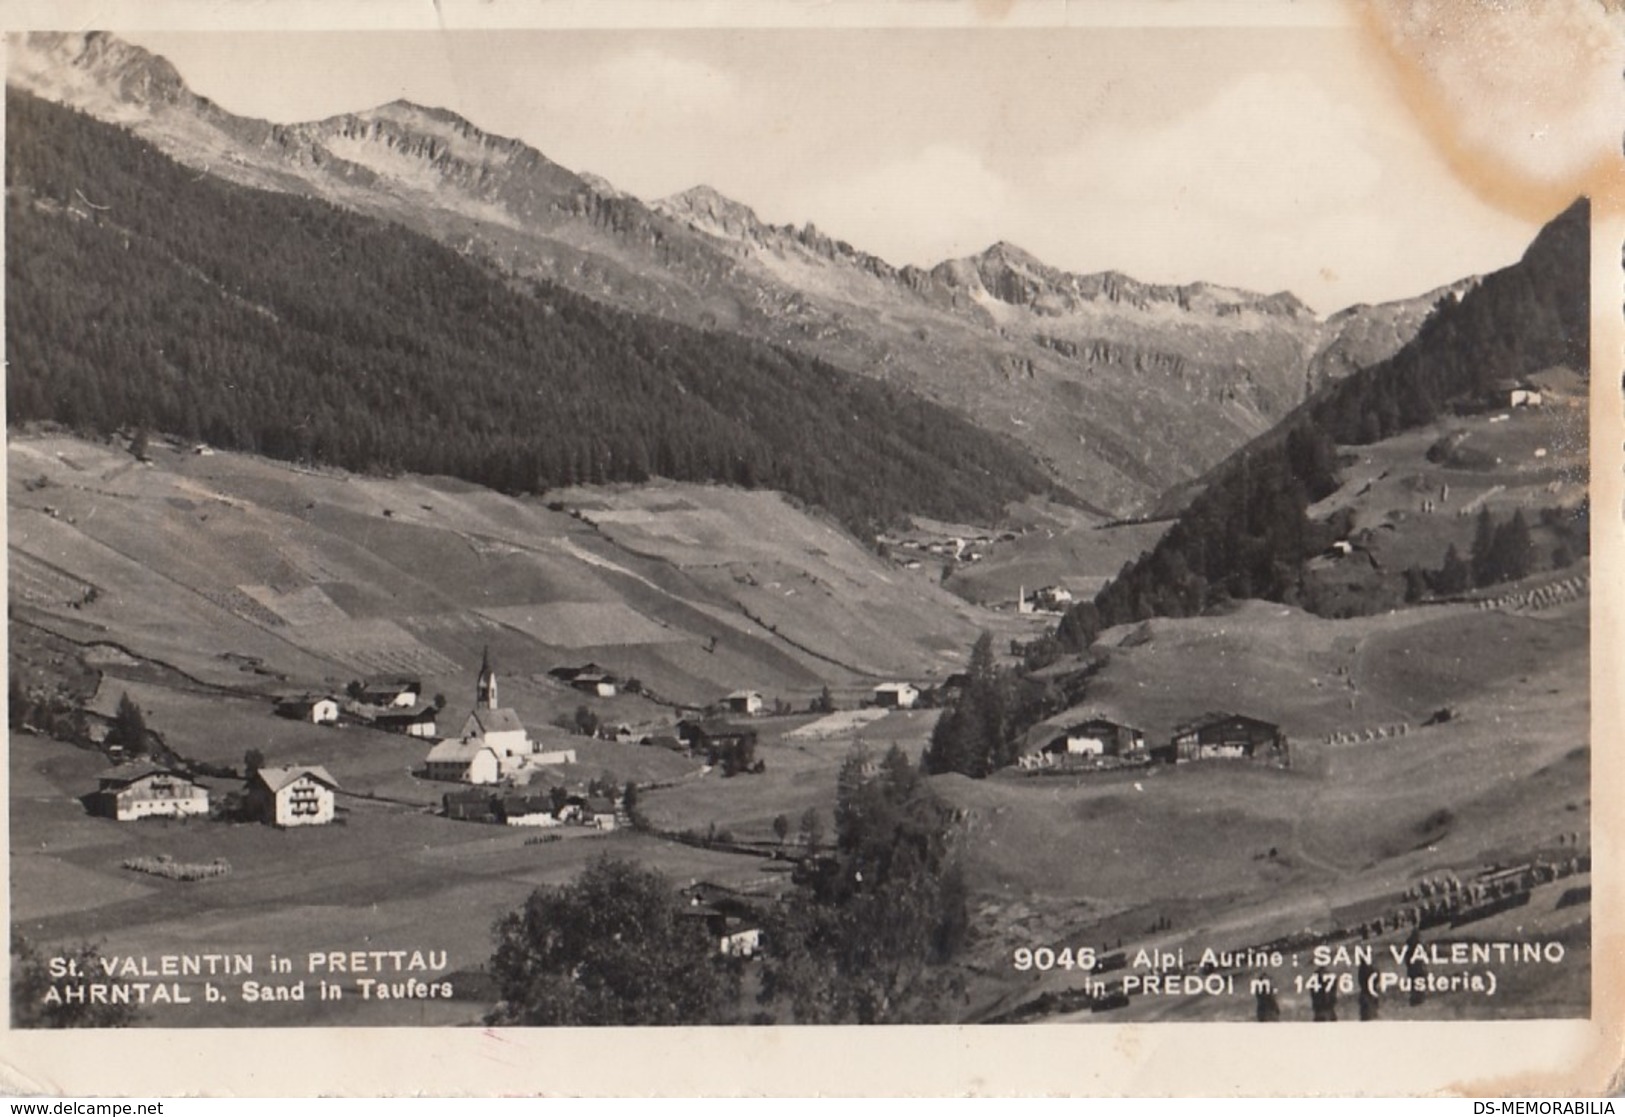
{"left": 476, "top": 646, "right": 498, "bottom": 710}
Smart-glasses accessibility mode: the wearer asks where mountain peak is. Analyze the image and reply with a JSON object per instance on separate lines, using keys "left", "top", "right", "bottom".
{"left": 977, "top": 241, "right": 1048, "bottom": 269}
{"left": 12, "top": 31, "right": 193, "bottom": 111}
{"left": 654, "top": 184, "right": 766, "bottom": 235}
{"left": 362, "top": 99, "right": 480, "bottom": 132}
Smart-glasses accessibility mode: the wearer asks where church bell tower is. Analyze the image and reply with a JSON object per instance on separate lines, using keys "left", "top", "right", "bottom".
{"left": 476, "top": 646, "right": 498, "bottom": 710}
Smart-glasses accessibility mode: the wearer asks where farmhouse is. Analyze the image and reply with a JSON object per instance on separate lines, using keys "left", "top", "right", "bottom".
{"left": 90, "top": 764, "right": 210, "bottom": 822}
{"left": 574, "top": 672, "right": 618, "bottom": 697}
{"left": 422, "top": 739, "right": 503, "bottom": 784}
{"left": 1169, "top": 713, "right": 1287, "bottom": 764}
{"left": 357, "top": 679, "right": 421, "bottom": 708}
{"left": 723, "top": 690, "right": 764, "bottom": 716}
{"left": 1018, "top": 585, "right": 1075, "bottom": 614}
{"left": 552, "top": 793, "right": 616, "bottom": 828}
{"left": 442, "top": 788, "right": 501, "bottom": 823}
{"left": 549, "top": 663, "right": 618, "bottom": 696}
{"left": 374, "top": 705, "right": 439, "bottom": 738}
{"left": 247, "top": 765, "right": 338, "bottom": 827}
{"left": 720, "top": 924, "right": 763, "bottom": 958}
{"left": 679, "top": 720, "right": 759, "bottom": 758}
{"left": 274, "top": 695, "right": 339, "bottom": 725}
{"left": 500, "top": 793, "right": 561, "bottom": 827}
{"left": 584, "top": 796, "right": 618, "bottom": 831}
{"left": 1043, "top": 716, "right": 1146, "bottom": 759}
{"left": 872, "top": 682, "right": 920, "bottom": 709}
{"left": 548, "top": 661, "right": 607, "bottom": 681}
{"left": 681, "top": 884, "right": 765, "bottom": 958}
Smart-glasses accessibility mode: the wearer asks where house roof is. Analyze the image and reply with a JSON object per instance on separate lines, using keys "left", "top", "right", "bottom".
{"left": 375, "top": 705, "right": 439, "bottom": 724}
{"left": 725, "top": 690, "right": 762, "bottom": 701}
{"left": 549, "top": 662, "right": 606, "bottom": 680}
{"left": 276, "top": 694, "right": 337, "bottom": 709}
{"left": 425, "top": 739, "right": 496, "bottom": 763}
{"left": 362, "top": 678, "right": 420, "bottom": 692}
{"left": 470, "top": 708, "right": 526, "bottom": 736}
{"left": 95, "top": 763, "right": 192, "bottom": 787}
{"left": 873, "top": 682, "right": 918, "bottom": 693}
{"left": 253, "top": 765, "right": 339, "bottom": 793}
{"left": 500, "top": 794, "right": 554, "bottom": 815}
{"left": 1171, "top": 712, "right": 1279, "bottom": 736}
{"left": 1060, "top": 716, "right": 1142, "bottom": 735}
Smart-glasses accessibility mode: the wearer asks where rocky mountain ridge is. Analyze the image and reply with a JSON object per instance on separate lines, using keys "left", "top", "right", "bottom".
{"left": 9, "top": 31, "right": 1471, "bottom": 516}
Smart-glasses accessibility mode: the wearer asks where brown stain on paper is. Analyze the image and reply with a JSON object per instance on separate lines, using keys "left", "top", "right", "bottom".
{"left": 1355, "top": 0, "right": 1625, "bottom": 219}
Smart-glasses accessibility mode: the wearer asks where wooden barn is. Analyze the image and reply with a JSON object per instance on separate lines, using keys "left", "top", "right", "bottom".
{"left": 443, "top": 788, "right": 502, "bottom": 823}
{"left": 549, "top": 663, "right": 618, "bottom": 696}
{"left": 1043, "top": 717, "right": 1146, "bottom": 759}
{"left": 275, "top": 695, "right": 340, "bottom": 725}
{"left": 872, "top": 682, "right": 921, "bottom": 709}
{"left": 1168, "top": 713, "right": 1287, "bottom": 764}
{"left": 722, "top": 690, "right": 765, "bottom": 716}
{"left": 374, "top": 705, "right": 440, "bottom": 738}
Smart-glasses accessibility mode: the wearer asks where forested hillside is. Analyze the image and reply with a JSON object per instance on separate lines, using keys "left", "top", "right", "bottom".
{"left": 5, "top": 91, "right": 1064, "bottom": 535}
{"left": 1062, "top": 198, "right": 1589, "bottom": 640}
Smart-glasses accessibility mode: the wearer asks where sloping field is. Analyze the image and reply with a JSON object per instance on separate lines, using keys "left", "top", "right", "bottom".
{"left": 1069, "top": 594, "right": 1586, "bottom": 746}
{"left": 9, "top": 435, "right": 996, "bottom": 705}
{"left": 9, "top": 732, "right": 765, "bottom": 1026}
{"left": 1301, "top": 405, "right": 1588, "bottom": 614}
{"left": 478, "top": 602, "right": 684, "bottom": 648}
{"left": 550, "top": 482, "right": 997, "bottom": 680}
{"left": 944, "top": 587, "right": 1588, "bottom": 1020}
{"left": 784, "top": 708, "right": 891, "bottom": 739}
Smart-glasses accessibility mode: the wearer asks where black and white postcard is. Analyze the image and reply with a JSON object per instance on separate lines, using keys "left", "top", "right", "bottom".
{"left": 3, "top": 0, "right": 1620, "bottom": 1097}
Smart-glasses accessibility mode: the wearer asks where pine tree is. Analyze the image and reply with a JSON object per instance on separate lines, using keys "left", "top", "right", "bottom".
{"left": 1435, "top": 544, "right": 1470, "bottom": 595}
{"left": 1490, "top": 510, "right": 1534, "bottom": 584}
{"left": 923, "top": 632, "right": 1008, "bottom": 778}
{"left": 1470, "top": 507, "right": 1498, "bottom": 586}
{"left": 107, "top": 692, "right": 148, "bottom": 757}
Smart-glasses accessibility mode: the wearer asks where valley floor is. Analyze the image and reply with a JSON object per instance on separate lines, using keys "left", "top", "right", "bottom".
{"left": 7, "top": 435, "right": 1592, "bottom": 1027}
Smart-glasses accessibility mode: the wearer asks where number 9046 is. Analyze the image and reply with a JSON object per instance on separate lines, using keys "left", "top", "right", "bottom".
{"left": 1013, "top": 946, "right": 1096, "bottom": 972}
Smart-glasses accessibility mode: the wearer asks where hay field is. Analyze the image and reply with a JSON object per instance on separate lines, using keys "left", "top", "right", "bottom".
{"left": 11, "top": 731, "right": 773, "bottom": 1026}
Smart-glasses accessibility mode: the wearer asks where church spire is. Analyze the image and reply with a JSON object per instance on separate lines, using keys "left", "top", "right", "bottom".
{"left": 477, "top": 645, "right": 498, "bottom": 710}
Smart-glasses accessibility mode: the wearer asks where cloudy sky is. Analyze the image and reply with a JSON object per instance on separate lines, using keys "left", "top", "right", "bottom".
{"left": 114, "top": 2, "right": 1620, "bottom": 313}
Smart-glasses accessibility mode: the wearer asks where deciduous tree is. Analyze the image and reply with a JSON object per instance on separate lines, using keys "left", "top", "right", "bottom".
{"left": 487, "top": 857, "right": 739, "bottom": 1026}
{"left": 760, "top": 746, "right": 968, "bottom": 1023}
